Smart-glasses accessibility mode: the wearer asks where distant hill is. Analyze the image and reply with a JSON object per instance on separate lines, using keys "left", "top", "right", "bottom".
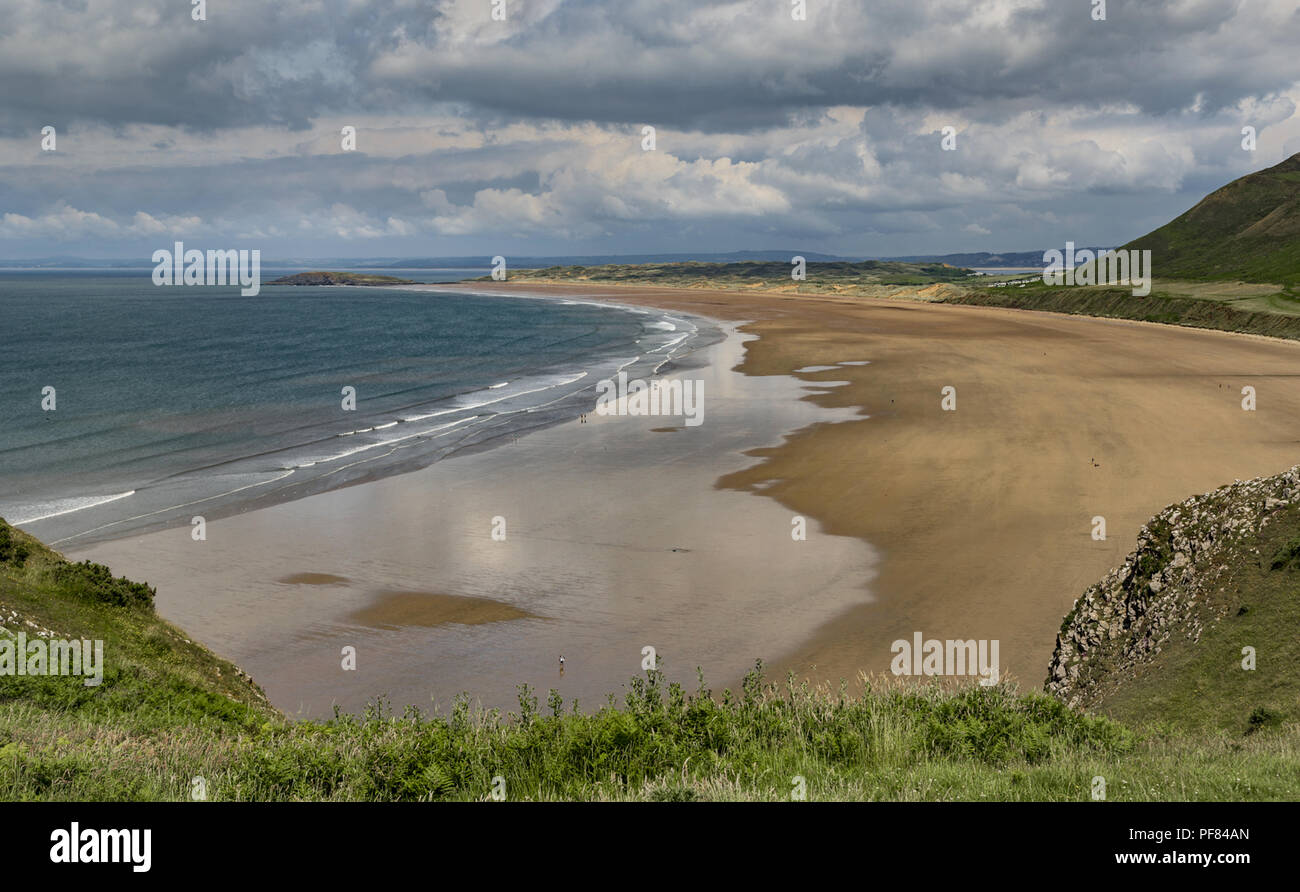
{"left": 268, "top": 272, "right": 417, "bottom": 286}
{"left": 1121, "top": 153, "right": 1300, "bottom": 285}
{"left": 1, "top": 250, "right": 1068, "bottom": 270}
{"left": 882, "top": 250, "right": 1107, "bottom": 268}
{"left": 371, "top": 250, "right": 855, "bottom": 269}
{"left": 357, "top": 251, "right": 1080, "bottom": 270}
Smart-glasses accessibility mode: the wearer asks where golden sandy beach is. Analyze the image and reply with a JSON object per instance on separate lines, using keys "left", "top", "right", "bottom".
{"left": 453, "top": 282, "right": 1300, "bottom": 689}
{"left": 71, "top": 282, "right": 1300, "bottom": 711}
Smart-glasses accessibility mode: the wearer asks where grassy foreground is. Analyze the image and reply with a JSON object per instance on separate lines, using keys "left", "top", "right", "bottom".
{"left": 2, "top": 518, "right": 1298, "bottom": 801}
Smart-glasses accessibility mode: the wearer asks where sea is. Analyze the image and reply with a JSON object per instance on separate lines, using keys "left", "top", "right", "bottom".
{"left": 0, "top": 268, "right": 715, "bottom": 548}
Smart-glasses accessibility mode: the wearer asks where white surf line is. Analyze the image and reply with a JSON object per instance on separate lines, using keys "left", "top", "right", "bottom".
{"left": 650, "top": 341, "right": 696, "bottom": 373}
{"left": 54, "top": 414, "right": 483, "bottom": 543}
{"left": 273, "top": 415, "right": 494, "bottom": 492}
{"left": 648, "top": 333, "right": 690, "bottom": 353}
{"left": 295, "top": 415, "right": 487, "bottom": 468}
{"left": 401, "top": 373, "right": 587, "bottom": 422}
{"left": 319, "top": 376, "right": 589, "bottom": 478}
{"left": 50, "top": 398, "right": 550, "bottom": 545}
{"left": 50, "top": 470, "right": 297, "bottom": 546}
{"left": 9, "top": 490, "right": 137, "bottom": 525}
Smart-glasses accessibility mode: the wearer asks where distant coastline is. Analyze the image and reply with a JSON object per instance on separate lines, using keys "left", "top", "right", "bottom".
{"left": 268, "top": 271, "right": 419, "bottom": 286}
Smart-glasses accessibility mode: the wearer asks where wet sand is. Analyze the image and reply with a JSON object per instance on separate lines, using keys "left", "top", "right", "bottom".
{"left": 453, "top": 283, "right": 1300, "bottom": 689}
{"left": 73, "top": 282, "right": 1300, "bottom": 712}
{"left": 74, "top": 320, "right": 875, "bottom": 716}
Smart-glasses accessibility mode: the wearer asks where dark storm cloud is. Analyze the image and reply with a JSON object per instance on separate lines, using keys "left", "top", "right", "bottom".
{"left": 2, "top": 1, "right": 1300, "bottom": 257}
{"left": 3, "top": 0, "right": 1298, "bottom": 131}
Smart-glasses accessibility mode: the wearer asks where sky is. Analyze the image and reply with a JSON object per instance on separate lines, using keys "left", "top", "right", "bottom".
{"left": 2, "top": 0, "right": 1300, "bottom": 260}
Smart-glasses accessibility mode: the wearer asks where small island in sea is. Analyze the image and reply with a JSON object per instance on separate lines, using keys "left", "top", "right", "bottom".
{"left": 268, "top": 271, "right": 419, "bottom": 286}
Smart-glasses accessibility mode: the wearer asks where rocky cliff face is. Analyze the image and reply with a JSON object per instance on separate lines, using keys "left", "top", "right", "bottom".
{"left": 1046, "top": 465, "right": 1300, "bottom": 709}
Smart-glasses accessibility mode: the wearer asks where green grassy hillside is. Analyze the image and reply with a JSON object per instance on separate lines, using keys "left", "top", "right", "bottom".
{"left": 0, "top": 520, "right": 274, "bottom": 729}
{"left": 1121, "top": 153, "right": 1300, "bottom": 286}
{"left": 944, "top": 283, "right": 1300, "bottom": 339}
{"left": 1049, "top": 468, "right": 1300, "bottom": 738}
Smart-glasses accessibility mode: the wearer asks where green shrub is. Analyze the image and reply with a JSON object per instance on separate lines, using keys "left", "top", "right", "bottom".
{"left": 49, "top": 560, "right": 155, "bottom": 609}
{"left": 0, "top": 523, "right": 30, "bottom": 568}
{"left": 1247, "top": 706, "right": 1283, "bottom": 734}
